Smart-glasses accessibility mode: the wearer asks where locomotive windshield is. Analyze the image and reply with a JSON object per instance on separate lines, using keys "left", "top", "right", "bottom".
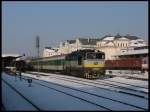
{"left": 86, "top": 52, "right": 104, "bottom": 59}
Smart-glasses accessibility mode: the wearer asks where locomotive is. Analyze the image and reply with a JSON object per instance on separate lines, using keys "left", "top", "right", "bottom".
{"left": 29, "top": 49, "right": 105, "bottom": 79}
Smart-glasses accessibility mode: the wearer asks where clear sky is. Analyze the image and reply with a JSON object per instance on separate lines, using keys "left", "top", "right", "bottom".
{"left": 2, "top": 1, "right": 148, "bottom": 57}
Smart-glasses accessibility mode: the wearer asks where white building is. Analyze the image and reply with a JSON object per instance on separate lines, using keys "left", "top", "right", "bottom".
{"left": 43, "top": 34, "right": 147, "bottom": 59}
{"left": 43, "top": 47, "right": 60, "bottom": 57}
{"left": 58, "top": 38, "right": 101, "bottom": 54}
{"left": 96, "top": 34, "right": 147, "bottom": 60}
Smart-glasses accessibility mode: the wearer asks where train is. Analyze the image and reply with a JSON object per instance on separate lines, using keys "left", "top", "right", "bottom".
{"left": 28, "top": 49, "right": 105, "bottom": 79}
{"left": 15, "top": 60, "right": 33, "bottom": 72}
{"left": 4, "top": 60, "right": 32, "bottom": 73}
{"left": 105, "top": 57, "right": 148, "bottom": 75}
{"left": 105, "top": 58, "right": 142, "bottom": 70}
{"left": 11, "top": 49, "right": 147, "bottom": 79}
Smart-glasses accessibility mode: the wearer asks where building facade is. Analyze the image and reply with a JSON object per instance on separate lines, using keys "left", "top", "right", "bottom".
{"left": 43, "top": 34, "right": 147, "bottom": 58}
{"left": 96, "top": 34, "right": 147, "bottom": 60}
{"left": 58, "top": 38, "right": 101, "bottom": 54}
{"left": 43, "top": 47, "right": 59, "bottom": 57}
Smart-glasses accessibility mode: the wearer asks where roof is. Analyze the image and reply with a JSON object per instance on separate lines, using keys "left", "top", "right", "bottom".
{"left": 67, "top": 40, "right": 76, "bottom": 44}
{"left": 45, "top": 47, "right": 52, "bottom": 49}
{"left": 124, "top": 36, "right": 139, "bottom": 40}
{"left": 78, "top": 38, "right": 101, "bottom": 45}
{"left": 2, "top": 54, "right": 20, "bottom": 58}
{"left": 100, "top": 34, "right": 140, "bottom": 41}
{"left": 103, "top": 37, "right": 115, "bottom": 41}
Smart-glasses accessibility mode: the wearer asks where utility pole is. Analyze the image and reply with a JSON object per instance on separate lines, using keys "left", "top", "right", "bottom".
{"left": 36, "top": 36, "right": 40, "bottom": 77}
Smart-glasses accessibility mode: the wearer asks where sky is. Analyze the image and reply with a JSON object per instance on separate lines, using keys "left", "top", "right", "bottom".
{"left": 2, "top": 1, "right": 148, "bottom": 57}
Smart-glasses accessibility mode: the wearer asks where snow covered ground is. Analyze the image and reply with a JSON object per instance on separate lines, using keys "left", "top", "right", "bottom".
{"left": 2, "top": 72, "right": 148, "bottom": 111}
{"left": 105, "top": 70, "right": 148, "bottom": 80}
{"left": 104, "top": 77, "right": 148, "bottom": 88}
{"left": 2, "top": 82, "right": 37, "bottom": 111}
{"left": 27, "top": 71, "right": 148, "bottom": 93}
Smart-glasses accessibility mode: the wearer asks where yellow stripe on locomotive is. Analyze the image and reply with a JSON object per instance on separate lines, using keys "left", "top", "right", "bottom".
{"left": 84, "top": 63, "right": 105, "bottom": 68}
{"left": 83, "top": 60, "right": 105, "bottom": 68}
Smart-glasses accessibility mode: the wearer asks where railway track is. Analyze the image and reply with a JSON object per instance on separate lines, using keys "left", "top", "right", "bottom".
{"left": 56, "top": 75, "right": 148, "bottom": 95}
{"left": 95, "top": 79, "right": 148, "bottom": 93}
{"left": 98, "top": 79, "right": 148, "bottom": 89}
{"left": 29, "top": 71, "right": 148, "bottom": 90}
{"left": 2, "top": 73, "right": 109, "bottom": 110}
{"left": 2, "top": 79, "right": 41, "bottom": 111}
{"left": 27, "top": 72, "right": 148, "bottom": 99}
{"left": 19, "top": 73, "right": 148, "bottom": 110}
{"left": 3, "top": 72, "right": 148, "bottom": 110}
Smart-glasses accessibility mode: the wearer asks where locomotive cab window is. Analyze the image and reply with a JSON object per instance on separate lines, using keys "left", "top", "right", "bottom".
{"left": 78, "top": 55, "right": 82, "bottom": 65}
{"left": 86, "top": 52, "right": 104, "bottom": 59}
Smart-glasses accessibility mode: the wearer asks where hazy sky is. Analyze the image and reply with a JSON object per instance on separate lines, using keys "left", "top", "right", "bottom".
{"left": 2, "top": 1, "right": 148, "bottom": 57}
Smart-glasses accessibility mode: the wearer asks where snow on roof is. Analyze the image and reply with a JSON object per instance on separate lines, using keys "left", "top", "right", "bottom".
{"left": 45, "top": 49, "right": 56, "bottom": 52}
{"left": 117, "top": 37, "right": 129, "bottom": 40}
{"left": 136, "top": 38, "right": 144, "bottom": 41}
{"left": 2, "top": 54, "right": 20, "bottom": 58}
{"left": 130, "top": 43, "right": 146, "bottom": 47}
{"left": 103, "top": 37, "right": 115, "bottom": 41}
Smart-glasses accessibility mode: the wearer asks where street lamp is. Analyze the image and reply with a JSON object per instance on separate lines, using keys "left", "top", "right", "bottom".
{"left": 36, "top": 36, "right": 40, "bottom": 77}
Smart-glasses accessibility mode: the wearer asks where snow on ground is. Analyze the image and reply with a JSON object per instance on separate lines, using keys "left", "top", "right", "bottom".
{"left": 2, "top": 72, "right": 105, "bottom": 110}
{"left": 27, "top": 71, "right": 148, "bottom": 93}
{"left": 21, "top": 72, "right": 148, "bottom": 109}
{"left": 104, "top": 77, "right": 148, "bottom": 89}
{"left": 2, "top": 82, "right": 37, "bottom": 111}
{"left": 95, "top": 78, "right": 148, "bottom": 93}
{"left": 105, "top": 70, "right": 148, "bottom": 80}
{"left": 2, "top": 72, "right": 148, "bottom": 110}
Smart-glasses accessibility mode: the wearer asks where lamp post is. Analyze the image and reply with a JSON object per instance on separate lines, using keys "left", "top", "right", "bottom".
{"left": 36, "top": 36, "right": 40, "bottom": 77}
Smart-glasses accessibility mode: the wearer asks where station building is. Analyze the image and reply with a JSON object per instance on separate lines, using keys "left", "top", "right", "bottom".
{"left": 42, "top": 34, "right": 147, "bottom": 59}
{"left": 96, "top": 34, "right": 147, "bottom": 60}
